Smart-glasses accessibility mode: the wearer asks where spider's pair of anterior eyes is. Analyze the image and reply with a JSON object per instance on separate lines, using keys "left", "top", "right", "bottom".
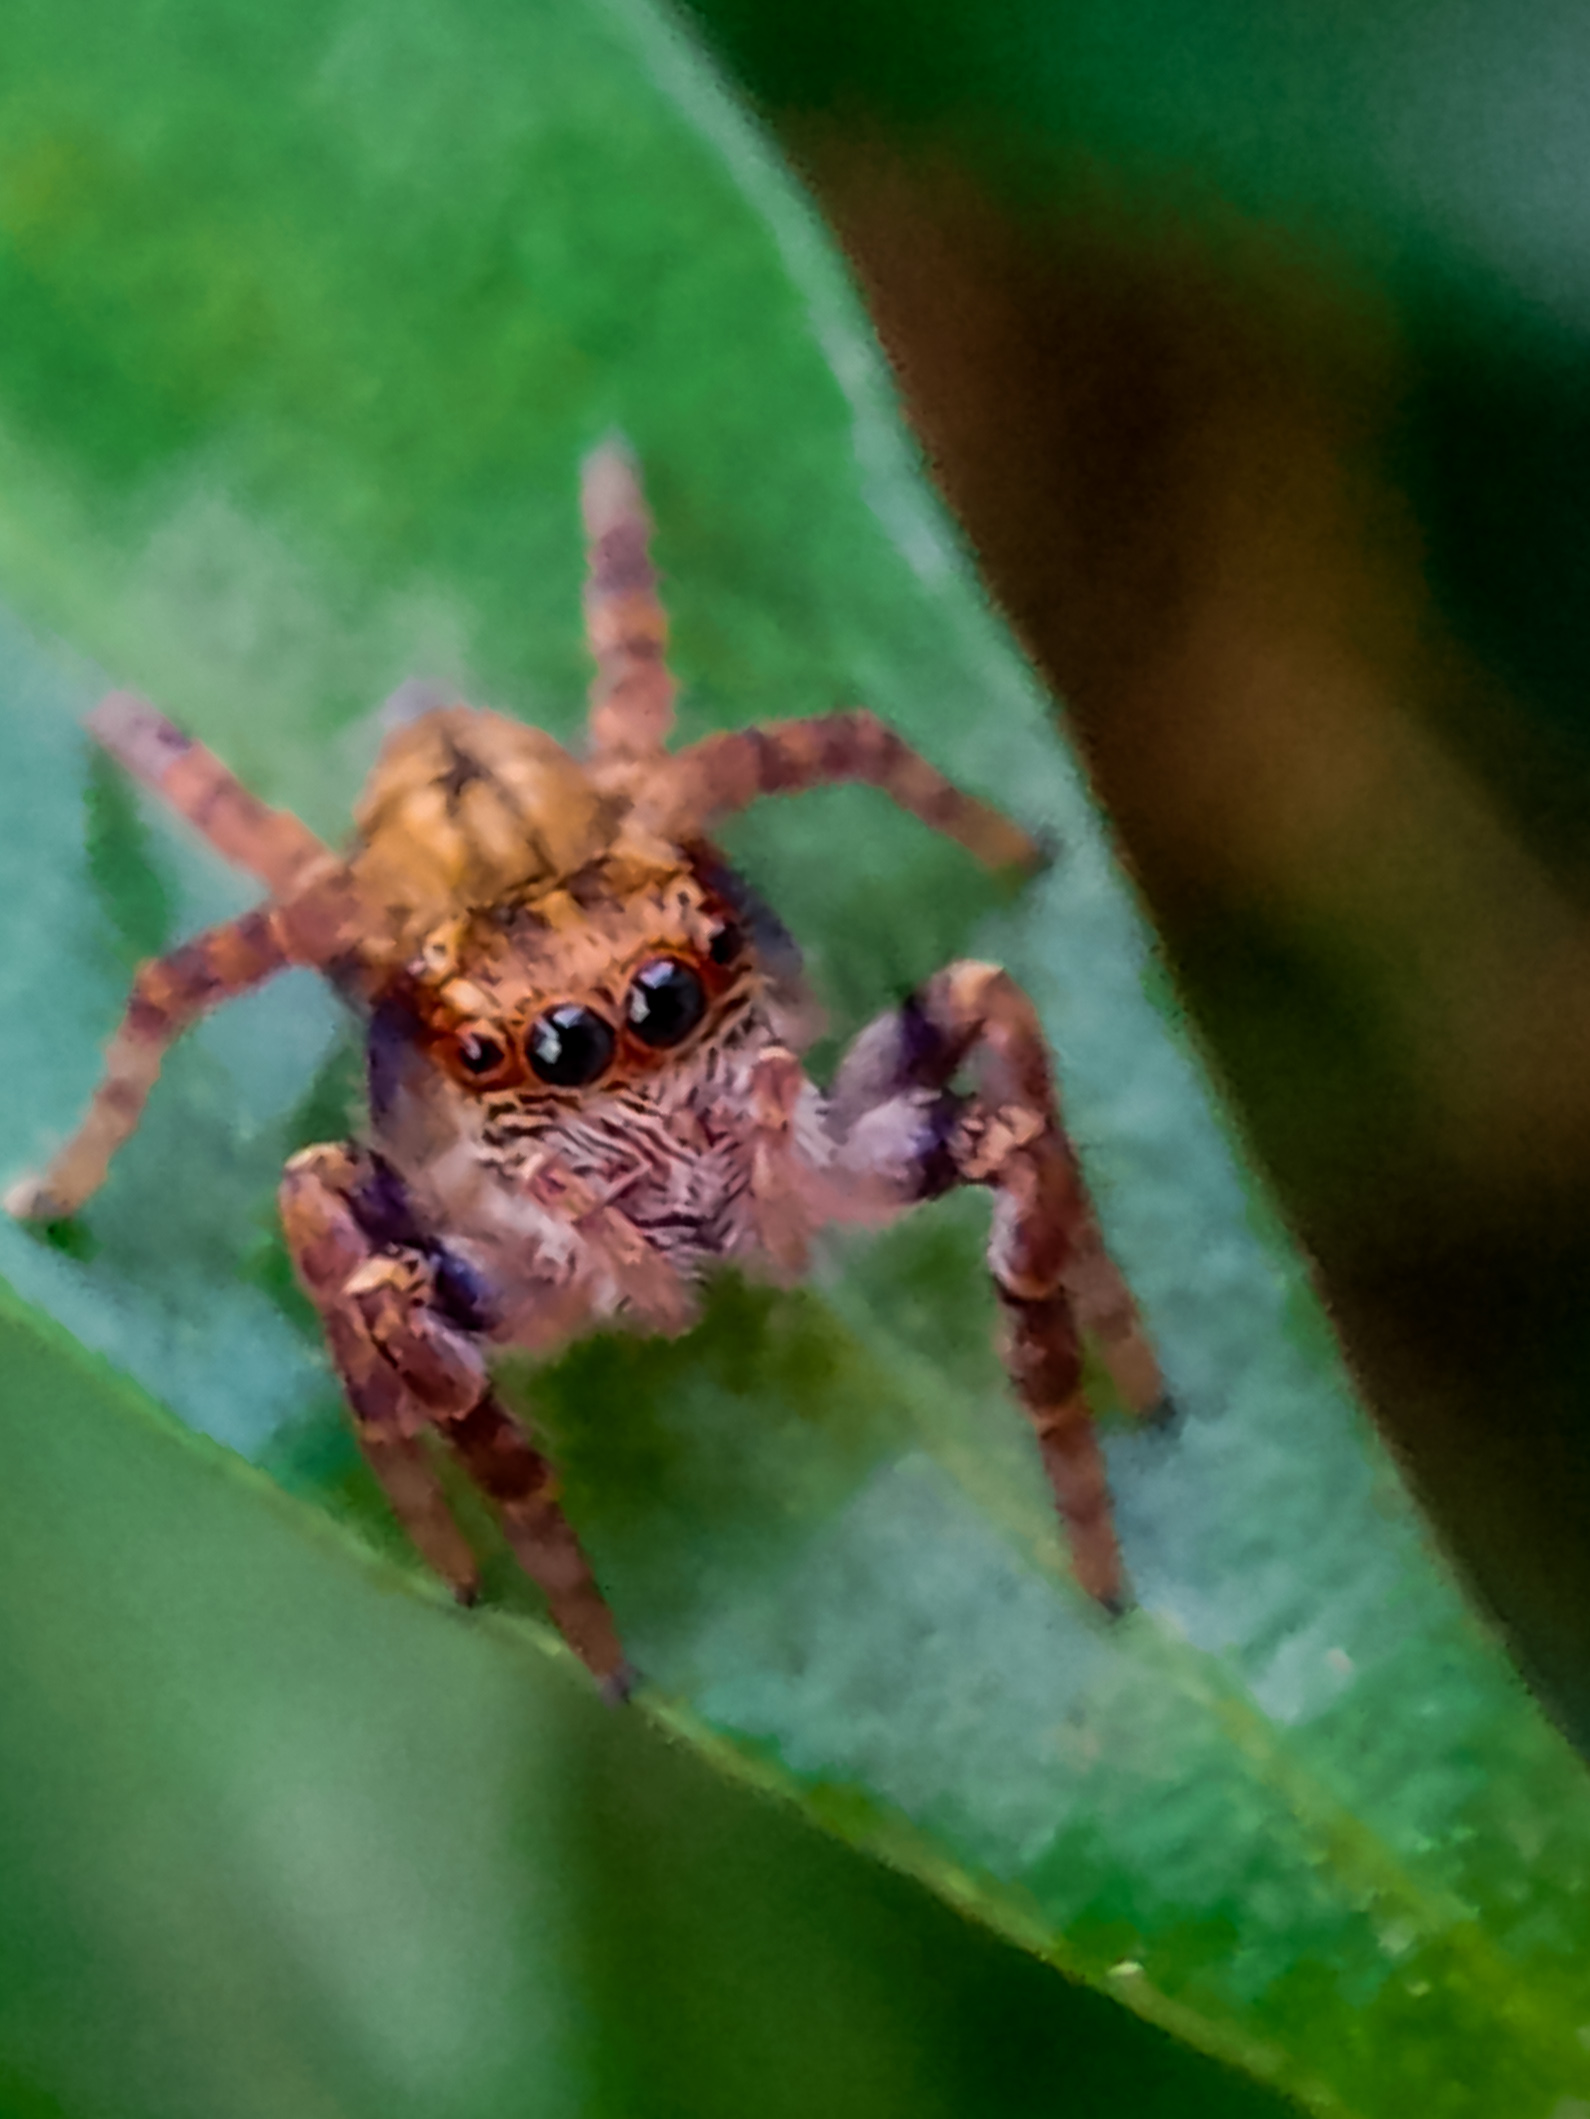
{"left": 455, "top": 923, "right": 741, "bottom": 1091}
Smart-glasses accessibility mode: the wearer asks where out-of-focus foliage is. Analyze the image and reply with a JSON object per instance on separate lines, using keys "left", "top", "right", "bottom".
{"left": 0, "top": 3, "right": 1586, "bottom": 2117}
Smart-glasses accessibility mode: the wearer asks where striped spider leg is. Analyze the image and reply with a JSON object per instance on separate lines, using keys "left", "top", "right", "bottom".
{"left": 823, "top": 965, "right": 1165, "bottom": 1610}
{"left": 278, "top": 1140, "right": 642, "bottom": 1697}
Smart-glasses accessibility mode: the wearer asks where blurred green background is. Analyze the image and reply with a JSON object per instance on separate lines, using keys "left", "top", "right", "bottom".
{"left": 677, "top": 0, "right": 1590, "bottom": 1741}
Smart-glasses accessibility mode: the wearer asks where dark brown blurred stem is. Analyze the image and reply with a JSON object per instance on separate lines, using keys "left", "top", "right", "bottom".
{"left": 788, "top": 128, "right": 1590, "bottom": 1735}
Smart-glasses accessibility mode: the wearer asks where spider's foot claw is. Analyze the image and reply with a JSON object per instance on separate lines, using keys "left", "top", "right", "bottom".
{"left": 1098, "top": 1587, "right": 1134, "bottom": 1621}
{"left": 599, "top": 1659, "right": 642, "bottom": 1708}
{"left": 452, "top": 1580, "right": 482, "bottom": 1609}
{"left": 1141, "top": 1392, "right": 1182, "bottom": 1432}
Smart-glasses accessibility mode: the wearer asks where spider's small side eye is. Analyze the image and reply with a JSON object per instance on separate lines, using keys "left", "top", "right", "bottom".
{"left": 708, "top": 917, "right": 743, "bottom": 966}
{"left": 627, "top": 957, "right": 707, "bottom": 1049}
{"left": 528, "top": 1004, "right": 616, "bottom": 1088}
{"left": 454, "top": 1026, "right": 514, "bottom": 1081}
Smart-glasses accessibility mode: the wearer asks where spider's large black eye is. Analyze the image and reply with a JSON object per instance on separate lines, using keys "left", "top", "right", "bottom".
{"left": 527, "top": 1004, "right": 615, "bottom": 1087}
{"left": 626, "top": 957, "right": 707, "bottom": 1048}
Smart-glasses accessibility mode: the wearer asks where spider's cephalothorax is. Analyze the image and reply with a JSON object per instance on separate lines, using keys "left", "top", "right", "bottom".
{"left": 8, "top": 444, "right": 1167, "bottom": 1696}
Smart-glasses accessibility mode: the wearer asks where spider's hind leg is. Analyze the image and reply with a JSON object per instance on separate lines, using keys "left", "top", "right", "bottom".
{"left": 280, "top": 1142, "right": 631, "bottom": 1691}
{"left": 826, "top": 962, "right": 1164, "bottom": 1611}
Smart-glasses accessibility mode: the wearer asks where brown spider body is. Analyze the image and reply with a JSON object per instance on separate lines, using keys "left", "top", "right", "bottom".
{"left": 9, "top": 445, "right": 1166, "bottom": 1696}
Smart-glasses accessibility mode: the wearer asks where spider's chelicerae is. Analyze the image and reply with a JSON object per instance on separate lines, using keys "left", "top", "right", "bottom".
{"left": 8, "top": 447, "right": 1166, "bottom": 1697}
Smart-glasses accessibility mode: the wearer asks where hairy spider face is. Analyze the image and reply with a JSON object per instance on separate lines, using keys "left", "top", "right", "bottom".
{"left": 403, "top": 853, "right": 754, "bottom": 1107}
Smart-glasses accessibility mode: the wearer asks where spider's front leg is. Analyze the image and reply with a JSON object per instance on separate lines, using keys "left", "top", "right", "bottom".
{"left": 827, "top": 963, "right": 1165, "bottom": 1612}
{"left": 6, "top": 908, "right": 295, "bottom": 1222}
{"left": 279, "top": 1143, "right": 633, "bottom": 1697}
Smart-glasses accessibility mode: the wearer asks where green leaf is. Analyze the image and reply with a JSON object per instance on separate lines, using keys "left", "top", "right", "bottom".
{"left": 0, "top": 1, "right": 1585, "bottom": 2115}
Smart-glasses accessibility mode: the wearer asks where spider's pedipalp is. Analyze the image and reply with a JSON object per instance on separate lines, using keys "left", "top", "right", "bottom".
{"left": 582, "top": 435, "right": 675, "bottom": 759}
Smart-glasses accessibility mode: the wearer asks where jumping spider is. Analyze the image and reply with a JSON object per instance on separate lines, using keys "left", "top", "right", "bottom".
{"left": 8, "top": 445, "right": 1165, "bottom": 1697}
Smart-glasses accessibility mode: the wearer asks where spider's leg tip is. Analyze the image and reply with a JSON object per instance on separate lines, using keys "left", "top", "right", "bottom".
{"left": 580, "top": 436, "right": 644, "bottom": 534}
{"left": 451, "top": 1579, "right": 482, "bottom": 1610}
{"left": 599, "top": 1659, "right": 643, "bottom": 1708}
{"left": 5, "top": 1174, "right": 59, "bottom": 1222}
{"left": 1098, "top": 1587, "right": 1134, "bottom": 1621}
{"left": 1141, "top": 1392, "right": 1183, "bottom": 1433}
{"left": 585, "top": 427, "right": 636, "bottom": 471}
{"left": 989, "top": 825, "right": 1056, "bottom": 896}
{"left": 1027, "top": 824, "right": 1062, "bottom": 873}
